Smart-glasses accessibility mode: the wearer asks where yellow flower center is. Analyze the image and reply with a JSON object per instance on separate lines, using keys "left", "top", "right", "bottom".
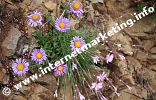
{"left": 36, "top": 52, "right": 42, "bottom": 59}
{"left": 72, "top": 2, "right": 81, "bottom": 10}
{"left": 17, "top": 64, "right": 24, "bottom": 71}
{"left": 59, "top": 22, "right": 66, "bottom": 28}
{"left": 74, "top": 41, "right": 81, "bottom": 48}
{"left": 58, "top": 66, "right": 63, "bottom": 71}
{"left": 32, "top": 14, "right": 40, "bottom": 21}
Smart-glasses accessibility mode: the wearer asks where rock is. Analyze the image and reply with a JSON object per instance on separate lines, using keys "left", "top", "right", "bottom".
{"left": 11, "top": 95, "right": 27, "bottom": 100}
{"left": 111, "top": 33, "right": 133, "bottom": 55}
{"left": 30, "top": 36, "right": 39, "bottom": 51}
{"left": 127, "top": 32, "right": 149, "bottom": 37}
{"left": 92, "top": 0, "right": 104, "bottom": 3}
{"left": 70, "top": 19, "right": 80, "bottom": 29}
{"left": 150, "top": 47, "right": 156, "bottom": 54}
{"left": 19, "top": 0, "right": 31, "bottom": 11}
{"left": 36, "top": 74, "right": 57, "bottom": 93}
{"left": 4, "top": 0, "right": 13, "bottom": 5}
{"left": 30, "top": 0, "right": 45, "bottom": 8}
{"left": 136, "top": 51, "right": 148, "bottom": 61}
{"left": 0, "top": 69, "right": 5, "bottom": 82}
{"left": 148, "top": 55, "right": 156, "bottom": 59}
{"left": 0, "top": 94, "right": 9, "bottom": 100}
{"left": 150, "top": 65, "right": 156, "bottom": 71}
{"left": 34, "top": 84, "right": 48, "bottom": 93}
{"left": 143, "top": 40, "right": 154, "bottom": 51}
{"left": 114, "top": 86, "right": 147, "bottom": 100}
{"left": 117, "top": 60, "right": 129, "bottom": 75}
{"left": 124, "top": 74, "right": 135, "bottom": 85}
{"left": 150, "top": 79, "right": 156, "bottom": 91}
{"left": 18, "top": 86, "right": 31, "bottom": 96}
{"left": 29, "top": 84, "right": 54, "bottom": 100}
{"left": 144, "top": 69, "right": 156, "bottom": 89}
{"left": 15, "top": 36, "right": 30, "bottom": 56}
{"left": 106, "top": 0, "right": 131, "bottom": 18}
{"left": 44, "top": 1, "right": 57, "bottom": 11}
{"left": 1, "top": 26, "right": 22, "bottom": 57}
{"left": 125, "top": 16, "right": 156, "bottom": 33}
{"left": 127, "top": 57, "right": 142, "bottom": 71}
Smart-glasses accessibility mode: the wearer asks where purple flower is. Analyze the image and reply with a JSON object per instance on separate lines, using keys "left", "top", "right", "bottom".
{"left": 97, "top": 72, "right": 107, "bottom": 82}
{"left": 79, "top": 92, "right": 85, "bottom": 100}
{"left": 90, "top": 82, "right": 103, "bottom": 91}
{"left": 92, "top": 55, "right": 100, "bottom": 64}
{"left": 12, "top": 58, "right": 29, "bottom": 76}
{"left": 28, "top": 10, "right": 42, "bottom": 27}
{"left": 54, "top": 64, "right": 67, "bottom": 75}
{"left": 70, "top": 36, "right": 86, "bottom": 52}
{"left": 105, "top": 53, "right": 114, "bottom": 63}
{"left": 31, "top": 48, "right": 47, "bottom": 64}
{"left": 70, "top": 0, "right": 83, "bottom": 17}
{"left": 55, "top": 17, "right": 70, "bottom": 32}
{"left": 72, "top": 63, "right": 77, "bottom": 71}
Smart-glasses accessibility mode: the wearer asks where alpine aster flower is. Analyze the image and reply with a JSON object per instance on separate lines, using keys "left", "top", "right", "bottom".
{"left": 55, "top": 17, "right": 70, "bottom": 32}
{"left": 79, "top": 92, "right": 85, "bottom": 100}
{"left": 90, "top": 82, "right": 103, "bottom": 91}
{"left": 92, "top": 55, "right": 100, "bottom": 64}
{"left": 54, "top": 64, "right": 67, "bottom": 75}
{"left": 28, "top": 10, "right": 42, "bottom": 27}
{"left": 105, "top": 53, "right": 114, "bottom": 63}
{"left": 70, "top": 0, "right": 83, "bottom": 17}
{"left": 72, "top": 63, "right": 77, "bottom": 71}
{"left": 12, "top": 58, "right": 29, "bottom": 76}
{"left": 97, "top": 72, "right": 107, "bottom": 82}
{"left": 70, "top": 36, "right": 86, "bottom": 52}
{"left": 31, "top": 48, "right": 47, "bottom": 64}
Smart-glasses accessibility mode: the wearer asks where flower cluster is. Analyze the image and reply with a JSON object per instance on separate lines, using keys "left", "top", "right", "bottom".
{"left": 12, "top": 48, "right": 47, "bottom": 76}
{"left": 90, "top": 72, "right": 107, "bottom": 91}
{"left": 55, "top": 0, "right": 83, "bottom": 32}
{"left": 13, "top": 0, "right": 124, "bottom": 100}
{"left": 27, "top": 0, "right": 83, "bottom": 29}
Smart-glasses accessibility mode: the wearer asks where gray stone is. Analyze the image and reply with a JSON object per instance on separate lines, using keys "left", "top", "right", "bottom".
{"left": 1, "top": 26, "right": 21, "bottom": 57}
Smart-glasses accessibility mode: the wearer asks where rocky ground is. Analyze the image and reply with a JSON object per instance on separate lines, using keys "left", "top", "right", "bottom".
{"left": 0, "top": 0, "right": 156, "bottom": 100}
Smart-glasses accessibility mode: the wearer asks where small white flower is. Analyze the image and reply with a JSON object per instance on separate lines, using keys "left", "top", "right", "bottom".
{"left": 92, "top": 55, "right": 100, "bottom": 64}
{"left": 79, "top": 92, "right": 85, "bottom": 100}
{"left": 106, "top": 53, "right": 114, "bottom": 63}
